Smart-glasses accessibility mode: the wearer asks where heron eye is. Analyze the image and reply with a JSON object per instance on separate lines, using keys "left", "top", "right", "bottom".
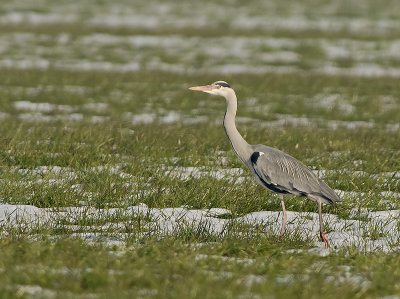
{"left": 217, "top": 85, "right": 221, "bottom": 89}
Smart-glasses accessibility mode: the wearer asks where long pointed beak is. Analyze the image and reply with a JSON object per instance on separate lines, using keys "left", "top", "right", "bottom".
{"left": 189, "top": 85, "right": 213, "bottom": 92}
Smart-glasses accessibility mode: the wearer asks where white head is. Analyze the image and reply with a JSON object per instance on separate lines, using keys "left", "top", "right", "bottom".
{"left": 189, "top": 81, "right": 233, "bottom": 98}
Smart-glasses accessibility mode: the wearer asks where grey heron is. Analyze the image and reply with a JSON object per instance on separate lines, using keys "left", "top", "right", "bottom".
{"left": 189, "top": 81, "right": 340, "bottom": 246}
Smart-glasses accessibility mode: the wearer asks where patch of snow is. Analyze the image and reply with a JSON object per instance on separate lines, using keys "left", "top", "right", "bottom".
{"left": 0, "top": 58, "right": 50, "bottom": 70}
{"left": 57, "top": 61, "right": 141, "bottom": 72}
{"left": 14, "top": 101, "right": 74, "bottom": 113}
{"left": 276, "top": 263, "right": 370, "bottom": 287}
{"left": 1, "top": 203, "right": 399, "bottom": 252}
{"left": 159, "top": 111, "right": 181, "bottom": 124}
{"left": 15, "top": 285, "right": 55, "bottom": 298}
{"left": 128, "top": 112, "right": 209, "bottom": 126}
{"left": 317, "top": 64, "right": 400, "bottom": 78}
{"left": 316, "top": 169, "right": 400, "bottom": 181}
{"left": 205, "top": 208, "right": 232, "bottom": 217}
{"left": 183, "top": 115, "right": 209, "bottom": 125}
{"left": 89, "top": 15, "right": 161, "bottom": 29}
{"left": 18, "top": 112, "right": 84, "bottom": 122}
{"left": 231, "top": 16, "right": 400, "bottom": 34}
{"left": 311, "top": 93, "right": 355, "bottom": 114}
{"left": 2, "top": 29, "right": 400, "bottom": 77}
{"left": 130, "top": 113, "right": 157, "bottom": 125}
{"left": 91, "top": 115, "right": 110, "bottom": 123}
{"left": 0, "top": 12, "right": 77, "bottom": 24}
{"left": 163, "top": 166, "right": 244, "bottom": 182}
{"left": 241, "top": 274, "right": 266, "bottom": 286}
{"left": 240, "top": 114, "right": 398, "bottom": 132}
{"left": 17, "top": 166, "right": 77, "bottom": 179}
{"left": 82, "top": 102, "right": 108, "bottom": 112}
{"left": 260, "top": 51, "right": 299, "bottom": 63}
{"left": 325, "top": 266, "right": 371, "bottom": 288}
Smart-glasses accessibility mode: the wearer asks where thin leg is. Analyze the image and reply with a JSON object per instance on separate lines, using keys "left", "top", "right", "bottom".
{"left": 279, "top": 195, "right": 287, "bottom": 240}
{"left": 317, "top": 198, "right": 330, "bottom": 248}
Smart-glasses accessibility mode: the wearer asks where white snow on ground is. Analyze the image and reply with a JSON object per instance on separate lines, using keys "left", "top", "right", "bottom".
{"left": 14, "top": 101, "right": 74, "bottom": 113}
{"left": 16, "top": 112, "right": 111, "bottom": 123}
{"left": 1, "top": 203, "right": 399, "bottom": 253}
{"left": 10, "top": 102, "right": 399, "bottom": 130}
{"left": 2, "top": 32, "right": 400, "bottom": 77}
{"left": 239, "top": 114, "right": 399, "bottom": 132}
{"left": 14, "top": 285, "right": 56, "bottom": 298}
{"left": 17, "top": 112, "right": 85, "bottom": 123}
{"left": 275, "top": 264, "right": 371, "bottom": 287}
{"left": 14, "top": 101, "right": 108, "bottom": 113}
{"left": 313, "top": 169, "right": 400, "bottom": 181}
{"left": 163, "top": 166, "right": 244, "bottom": 181}
{"left": 0, "top": 12, "right": 77, "bottom": 24}
{"left": 335, "top": 190, "right": 400, "bottom": 201}
{"left": 2, "top": 12, "right": 398, "bottom": 35}
{"left": 230, "top": 16, "right": 400, "bottom": 34}
{"left": 12, "top": 101, "right": 111, "bottom": 123}
{"left": 127, "top": 111, "right": 399, "bottom": 131}
{"left": 3, "top": 57, "right": 400, "bottom": 78}
{"left": 0, "top": 85, "right": 93, "bottom": 97}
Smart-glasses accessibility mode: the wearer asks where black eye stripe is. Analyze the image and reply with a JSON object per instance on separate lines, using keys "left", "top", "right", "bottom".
{"left": 214, "top": 81, "right": 231, "bottom": 88}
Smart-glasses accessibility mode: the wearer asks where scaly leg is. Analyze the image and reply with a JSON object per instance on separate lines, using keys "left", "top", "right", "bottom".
{"left": 317, "top": 198, "right": 330, "bottom": 248}
{"left": 279, "top": 195, "right": 287, "bottom": 240}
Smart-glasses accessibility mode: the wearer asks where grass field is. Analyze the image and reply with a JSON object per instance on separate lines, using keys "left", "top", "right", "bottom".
{"left": 1, "top": 0, "right": 400, "bottom": 298}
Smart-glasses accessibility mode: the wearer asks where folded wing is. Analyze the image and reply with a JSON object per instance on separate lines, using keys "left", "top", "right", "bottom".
{"left": 250, "top": 145, "right": 340, "bottom": 204}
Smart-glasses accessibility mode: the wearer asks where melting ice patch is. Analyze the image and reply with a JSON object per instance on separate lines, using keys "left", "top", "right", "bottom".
{"left": 1, "top": 204, "right": 399, "bottom": 253}
{"left": 14, "top": 101, "right": 74, "bottom": 113}
{"left": 237, "top": 114, "right": 399, "bottom": 132}
{"left": 128, "top": 111, "right": 209, "bottom": 125}
{"left": 13, "top": 101, "right": 110, "bottom": 123}
{"left": 2, "top": 32, "right": 400, "bottom": 77}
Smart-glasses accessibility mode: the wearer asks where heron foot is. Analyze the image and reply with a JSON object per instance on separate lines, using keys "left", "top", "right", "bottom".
{"left": 320, "top": 231, "right": 332, "bottom": 248}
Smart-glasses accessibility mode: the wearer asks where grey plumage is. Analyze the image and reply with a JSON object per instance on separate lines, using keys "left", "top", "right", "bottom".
{"left": 189, "top": 80, "right": 340, "bottom": 246}
{"left": 249, "top": 144, "right": 340, "bottom": 204}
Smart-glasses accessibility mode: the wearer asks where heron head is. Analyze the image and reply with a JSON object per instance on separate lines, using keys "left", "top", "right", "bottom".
{"left": 189, "top": 81, "right": 232, "bottom": 97}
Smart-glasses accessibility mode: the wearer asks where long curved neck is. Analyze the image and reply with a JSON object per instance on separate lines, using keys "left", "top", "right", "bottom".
{"left": 223, "top": 90, "right": 251, "bottom": 163}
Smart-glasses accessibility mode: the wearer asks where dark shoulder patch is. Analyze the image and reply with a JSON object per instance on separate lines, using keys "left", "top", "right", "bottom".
{"left": 250, "top": 152, "right": 262, "bottom": 164}
{"left": 251, "top": 151, "right": 290, "bottom": 195}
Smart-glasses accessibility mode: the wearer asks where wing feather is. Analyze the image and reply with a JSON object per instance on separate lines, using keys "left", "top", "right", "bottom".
{"left": 250, "top": 145, "right": 340, "bottom": 203}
